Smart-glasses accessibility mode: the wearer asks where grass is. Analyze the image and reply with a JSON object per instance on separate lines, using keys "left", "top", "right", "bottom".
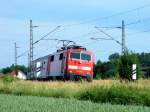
{"left": 0, "top": 94, "right": 150, "bottom": 112}
{"left": 0, "top": 77, "right": 150, "bottom": 106}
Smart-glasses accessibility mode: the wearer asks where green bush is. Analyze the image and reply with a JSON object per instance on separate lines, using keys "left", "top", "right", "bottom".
{"left": 94, "top": 59, "right": 119, "bottom": 79}
{"left": 0, "top": 80, "right": 150, "bottom": 106}
{"left": 95, "top": 73, "right": 101, "bottom": 80}
{"left": 2, "top": 75, "right": 17, "bottom": 83}
{"left": 77, "top": 85, "right": 150, "bottom": 106}
{"left": 119, "top": 52, "right": 142, "bottom": 81}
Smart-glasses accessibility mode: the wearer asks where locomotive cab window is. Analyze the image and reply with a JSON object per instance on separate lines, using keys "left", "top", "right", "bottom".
{"left": 43, "top": 61, "right": 46, "bottom": 64}
{"left": 81, "top": 53, "right": 91, "bottom": 61}
{"left": 50, "top": 55, "right": 54, "bottom": 62}
{"left": 70, "top": 52, "right": 80, "bottom": 60}
{"left": 59, "top": 53, "right": 63, "bottom": 60}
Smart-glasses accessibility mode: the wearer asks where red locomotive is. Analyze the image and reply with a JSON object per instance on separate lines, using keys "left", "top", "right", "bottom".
{"left": 28, "top": 42, "right": 94, "bottom": 81}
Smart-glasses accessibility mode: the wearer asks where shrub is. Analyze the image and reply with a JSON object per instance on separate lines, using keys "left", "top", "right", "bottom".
{"left": 77, "top": 85, "right": 150, "bottom": 106}
{"left": 95, "top": 73, "right": 101, "bottom": 80}
{"left": 0, "top": 80, "right": 150, "bottom": 106}
{"left": 2, "top": 75, "right": 18, "bottom": 83}
{"left": 118, "top": 52, "right": 142, "bottom": 81}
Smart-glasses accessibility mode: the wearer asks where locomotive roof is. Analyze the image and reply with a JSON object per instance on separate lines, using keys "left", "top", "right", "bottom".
{"left": 33, "top": 45, "right": 93, "bottom": 62}
{"left": 33, "top": 50, "right": 66, "bottom": 62}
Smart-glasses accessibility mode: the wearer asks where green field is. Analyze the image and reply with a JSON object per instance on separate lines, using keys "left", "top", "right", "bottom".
{"left": 0, "top": 94, "right": 149, "bottom": 112}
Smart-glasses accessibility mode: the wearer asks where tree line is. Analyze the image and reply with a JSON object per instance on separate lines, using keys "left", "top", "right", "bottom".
{"left": 0, "top": 64, "right": 28, "bottom": 75}
{"left": 94, "top": 52, "right": 150, "bottom": 80}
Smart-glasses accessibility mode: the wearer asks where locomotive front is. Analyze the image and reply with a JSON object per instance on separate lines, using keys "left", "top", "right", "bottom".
{"left": 65, "top": 48, "right": 94, "bottom": 81}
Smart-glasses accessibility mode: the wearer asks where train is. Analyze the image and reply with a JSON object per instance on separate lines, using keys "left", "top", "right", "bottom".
{"left": 27, "top": 44, "right": 94, "bottom": 81}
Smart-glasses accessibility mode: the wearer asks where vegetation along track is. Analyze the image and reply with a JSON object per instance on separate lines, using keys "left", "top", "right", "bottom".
{"left": 0, "top": 79, "right": 150, "bottom": 106}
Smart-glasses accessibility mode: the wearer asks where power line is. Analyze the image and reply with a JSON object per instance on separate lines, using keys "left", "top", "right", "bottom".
{"left": 62, "top": 4, "right": 150, "bottom": 27}
{"left": 34, "top": 26, "right": 61, "bottom": 44}
{"left": 30, "top": 26, "right": 60, "bottom": 62}
{"left": 90, "top": 16, "right": 150, "bottom": 41}
{"left": 90, "top": 37, "right": 112, "bottom": 40}
{"left": 17, "top": 50, "right": 29, "bottom": 58}
{"left": 17, "top": 4, "right": 150, "bottom": 68}
{"left": 94, "top": 26, "right": 122, "bottom": 45}
{"left": 31, "top": 9, "right": 150, "bottom": 53}
{"left": 93, "top": 20, "right": 126, "bottom": 55}
{"left": 127, "top": 29, "right": 150, "bottom": 36}
{"left": 94, "top": 17, "right": 150, "bottom": 29}
{"left": 68, "top": 31, "right": 100, "bottom": 41}
{"left": 126, "top": 17, "right": 150, "bottom": 26}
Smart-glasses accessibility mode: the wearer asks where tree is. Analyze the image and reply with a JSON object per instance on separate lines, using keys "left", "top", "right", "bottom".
{"left": 1, "top": 64, "right": 28, "bottom": 75}
{"left": 1, "top": 67, "right": 11, "bottom": 74}
{"left": 94, "top": 52, "right": 149, "bottom": 80}
{"left": 118, "top": 52, "right": 142, "bottom": 81}
{"left": 109, "top": 53, "right": 120, "bottom": 61}
{"left": 94, "top": 60, "right": 119, "bottom": 79}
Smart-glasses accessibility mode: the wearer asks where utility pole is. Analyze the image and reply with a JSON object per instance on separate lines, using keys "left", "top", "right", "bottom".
{"left": 14, "top": 42, "right": 19, "bottom": 75}
{"left": 29, "top": 20, "right": 38, "bottom": 77}
{"left": 28, "top": 53, "right": 30, "bottom": 72}
{"left": 93, "top": 20, "right": 126, "bottom": 55}
{"left": 29, "top": 20, "right": 33, "bottom": 76}
{"left": 28, "top": 20, "right": 59, "bottom": 78}
{"left": 122, "top": 20, "right": 125, "bottom": 55}
{"left": 14, "top": 42, "right": 17, "bottom": 66}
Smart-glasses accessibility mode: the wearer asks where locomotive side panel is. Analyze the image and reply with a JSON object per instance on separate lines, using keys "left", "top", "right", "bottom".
{"left": 40, "top": 57, "right": 49, "bottom": 78}
{"left": 33, "top": 56, "right": 49, "bottom": 79}
{"left": 49, "top": 52, "right": 66, "bottom": 77}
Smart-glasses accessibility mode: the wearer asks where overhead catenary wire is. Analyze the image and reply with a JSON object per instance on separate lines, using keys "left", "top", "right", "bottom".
{"left": 61, "top": 4, "right": 150, "bottom": 28}
{"left": 67, "top": 31, "right": 100, "bottom": 40}
{"left": 38, "top": 5, "right": 150, "bottom": 49}
{"left": 127, "top": 29, "right": 150, "bottom": 36}
{"left": 126, "top": 17, "right": 150, "bottom": 26}
{"left": 15, "top": 4, "right": 150, "bottom": 66}
{"left": 90, "top": 16, "right": 150, "bottom": 43}
{"left": 94, "top": 16, "right": 150, "bottom": 30}
{"left": 17, "top": 50, "right": 29, "bottom": 58}
{"left": 34, "top": 26, "right": 61, "bottom": 44}
{"left": 94, "top": 26, "right": 122, "bottom": 45}
{"left": 90, "top": 37, "right": 112, "bottom": 40}
{"left": 28, "top": 24, "right": 62, "bottom": 61}
{"left": 19, "top": 17, "right": 150, "bottom": 61}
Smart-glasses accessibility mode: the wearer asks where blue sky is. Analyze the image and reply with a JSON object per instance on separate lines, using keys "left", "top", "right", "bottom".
{"left": 0, "top": 0, "right": 150, "bottom": 68}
